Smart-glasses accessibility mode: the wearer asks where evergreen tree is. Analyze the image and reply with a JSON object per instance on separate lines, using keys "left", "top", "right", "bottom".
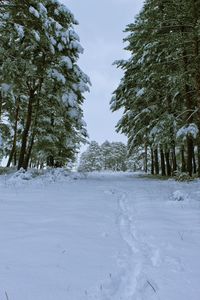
{"left": 108, "top": 142, "right": 127, "bottom": 171}
{"left": 111, "top": 0, "right": 200, "bottom": 177}
{"left": 78, "top": 141, "right": 128, "bottom": 172}
{"left": 101, "top": 140, "right": 112, "bottom": 170}
{"left": 0, "top": 0, "right": 90, "bottom": 169}
{"left": 78, "top": 141, "right": 103, "bottom": 172}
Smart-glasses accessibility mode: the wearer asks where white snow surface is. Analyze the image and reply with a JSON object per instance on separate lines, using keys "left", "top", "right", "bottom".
{"left": 0, "top": 171, "right": 200, "bottom": 300}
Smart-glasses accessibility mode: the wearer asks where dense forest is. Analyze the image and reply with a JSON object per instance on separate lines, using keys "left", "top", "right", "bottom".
{"left": 0, "top": 0, "right": 90, "bottom": 170}
{"left": 111, "top": 0, "right": 200, "bottom": 177}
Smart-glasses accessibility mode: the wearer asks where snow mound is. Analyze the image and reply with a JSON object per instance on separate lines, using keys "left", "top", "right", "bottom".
{"left": 7, "top": 168, "right": 33, "bottom": 185}
{"left": 41, "top": 168, "right": 70, "bottom": 183}
{"left": 6, "top": 168, "right": 86, "bottom": 187}
{"left": 40, "top": 168, "right": 86, "bottom": 183}
{"left": 171, "top": 190, "right": 188, "bottom": 201}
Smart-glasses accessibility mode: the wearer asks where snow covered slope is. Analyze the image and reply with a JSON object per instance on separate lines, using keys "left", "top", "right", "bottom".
{"left": 0, "top": 171, "right": 200, "bottom": 300}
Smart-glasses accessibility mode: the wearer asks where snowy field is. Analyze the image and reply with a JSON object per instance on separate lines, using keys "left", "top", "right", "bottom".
{"left": 0, "top": 170, "right": 200, "bottom": 300}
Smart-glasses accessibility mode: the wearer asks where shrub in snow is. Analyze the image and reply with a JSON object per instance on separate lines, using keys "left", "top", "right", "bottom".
{"left": 41, "top": 168, "right": 85, "bottom": 183}
{"left": 171, "top": 190, "right": 188, "bottom": 201}
{"left": 8, "top": 168, "right": 33, "bottom": 183}
{"left": 43, "top": 168, "right": 70, "bottom": 182}
{"left": 175, "top": 171, "right": 194, "bottom": 182}
{"left": 30, "top": 169, "right": 45, "bottom": 178}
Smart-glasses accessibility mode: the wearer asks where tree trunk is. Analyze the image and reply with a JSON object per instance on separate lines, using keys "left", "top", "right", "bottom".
{"left": 180, "top": 25, "right": 195, "bottom": 177}
{"left": 191, "top": 4, "right": 200, "bottom": 176}
{"left": 197, "top": 142, "right": 200, "bottom": 177}
{"left": 18, "top": 90, "right": 35, "bottom": 170}
{"left": 144, "top": 143, "right": 148, "bottom": 173}
{"left": 160, "top": 146, "right": 166, "bottom": 176}
{"left": 171, "top": 144, "right": 177, "bottom": 174}
{"left": 154, "top": 148, "right": 159, "bottom": 175}
{"left": 0, "top": 92, "right": 3, "bottom": 119}
{"left": 187, "top": 136, "right": 193, "bottom": 176}
{"left": 7, "top": 97, "right": 20, "bottom": 167}
{"left": 151, "top": 148, "right": 154, "bottom": 175}
{"left": 23, "top": 133, "right": 35, "bottom": 170}
{"left": 165, "top": 151, "right": 171, "bottom": 176}
{"left": 47, "top": 155, "right": 54, "bottom": 167}
{"left": 29, "top": 160, "right": 32, "bottom": 169}
{"left": 181, "top": 145, "right": 186, "bottom": 172}
{"left": 192, "top": 145, "right": 197, "bottom": 174}
{"left": 23, "top": 95, "right": 40, "bottom": 170}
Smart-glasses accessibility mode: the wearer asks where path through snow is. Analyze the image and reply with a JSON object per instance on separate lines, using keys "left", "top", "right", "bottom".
{"left": 0, "top": 171, "right": 200, "bottom": 300}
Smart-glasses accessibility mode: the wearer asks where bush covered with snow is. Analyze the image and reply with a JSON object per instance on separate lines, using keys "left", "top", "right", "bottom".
{"left": 43, "top": 168, "right": 70, "bottom": 181}
{"left": 174, "top": 171, "right": 195, "bottom": 182}
{"left": 171, "top": 190, "right": 189, "bottom": 201}
{"left": 9, "top": 168, "right": 33, "bottom": 180}
{"left": 7, "top": 168, "right": 33, "bottom": 185}
{"left": 6, "top": 168, "right": 86, "bottom": 186}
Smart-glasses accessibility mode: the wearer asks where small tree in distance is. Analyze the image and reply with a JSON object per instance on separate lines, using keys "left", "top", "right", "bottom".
{"left": 78, "top": 140, "right": 142, "bottom": 172}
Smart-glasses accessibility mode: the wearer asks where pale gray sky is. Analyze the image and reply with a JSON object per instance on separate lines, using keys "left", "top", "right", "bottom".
{"left": 62, "top": 0, "right": 144, "bottom": 145}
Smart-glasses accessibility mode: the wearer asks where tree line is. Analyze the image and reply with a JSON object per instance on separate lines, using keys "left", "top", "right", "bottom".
{"left": 78, "top": 141, "right": 142, "bottom": 172}
{"left": 0, "top": 0, "right": 90, "bottom": 170}
{"left": 111, "top": 0, "right": 200, "bottom": 177}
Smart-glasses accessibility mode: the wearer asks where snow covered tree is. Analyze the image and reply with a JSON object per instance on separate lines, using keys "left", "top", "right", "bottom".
{"left": 0, "top": 0, "right": 90, "bottom": 169}
{"left": 126, "top": 146, "right": 146, "bottom": 172}
{"left": 101, "top": 141, "right": 127, "bottom": 171}
{"left": 78, "top": 141, "right": 129, "bottom": 172}
{"left": 111, "top": 0, "right": 200, "bottom": 177}
{"left": 101, "top": 141, "right": 113, "bottom": 170}
{"left": 78, "top": 141, "right": 103, "bottom": 172}
{"left": 108, "top": 142, "right": 127, "bottom": 171}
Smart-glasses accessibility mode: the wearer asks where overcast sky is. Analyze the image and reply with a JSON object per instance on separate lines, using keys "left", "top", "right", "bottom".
{"left": 62, "top": 0, "right": 144, "bottom": 146}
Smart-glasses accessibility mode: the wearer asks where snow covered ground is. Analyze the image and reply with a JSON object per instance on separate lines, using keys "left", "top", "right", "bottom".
{"left": 0, "top": 170, "right": 200, "bottom": 300}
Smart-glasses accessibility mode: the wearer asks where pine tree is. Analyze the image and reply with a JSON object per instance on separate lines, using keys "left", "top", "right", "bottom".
{"left": 0, "top": 0, "right": 90, "bottom": 169}
{"left": 111, "top": 0, "right": 200, "bottom": 177}
{"left": 78, "top": 141, "right": 128, "bottom": 172}
{"left": 78, "top": 141, "right": 103, "bottom": 172}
